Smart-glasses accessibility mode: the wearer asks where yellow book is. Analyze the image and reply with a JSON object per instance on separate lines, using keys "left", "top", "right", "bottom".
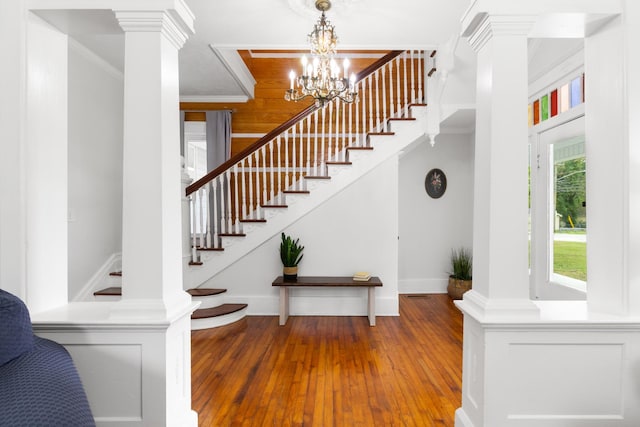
{"left": 353, "top": 271, "right": 371, "bottom": 281}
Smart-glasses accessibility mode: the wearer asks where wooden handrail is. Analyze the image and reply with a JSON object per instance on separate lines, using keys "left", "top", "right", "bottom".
{"left": 185, "top": 50, "right": 406, "bottom": 196}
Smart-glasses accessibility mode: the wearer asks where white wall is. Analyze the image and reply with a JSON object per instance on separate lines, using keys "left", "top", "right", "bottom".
{"left": 207, "top": 155, "right": 401, "bottom": 316}
{"left": 0, "top": 0, "right": 26, "bottom": 299}
{"left": 67, "top": 40, "right": 124, "bottom": 301}
{"left": 398, "top": 133, "right": 474, "bottom": 294}
{"left": 25, "top": 13, "right": 69, "bottom": 312}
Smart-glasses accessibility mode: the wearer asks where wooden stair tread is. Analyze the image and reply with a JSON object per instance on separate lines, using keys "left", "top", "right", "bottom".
{"left": 326, "top": 161, "right": 352, "bottom": 165}
{"left": 197, "top": 247, "right": 224, "bottom": 251}
{"left": 389, "top": 117, "right": 416, "bottom": 121}
{"left": 94, "top": 286, "right": 122, "bottom": 296}
{"left": 346, "top": 146, "right": 374, "bottom": 151}
{"left": 240, "top": 218, "right": 267, "bottom": 223}
{"left": 368, "top": 132, "right": 395, "bottom": 136}
{"left": 304, "top": 175, "right": 331, "bottom": 180}
{"left": 260, "top": 204, "right": 288, "bottom": 208}
{"left": 219, "top": 233, "right": 246, "bottom": 237}
{"left": 187, "top": 288, "right": 227, "bottom": 297}
{"left": 109, "top": 271, "right": 122, "bottom": 277}
{"left": 192, "top": 303, "right": 248, "bottom": 319}
{"left": 283, "top": 190, "right": 310, "bottom": 194}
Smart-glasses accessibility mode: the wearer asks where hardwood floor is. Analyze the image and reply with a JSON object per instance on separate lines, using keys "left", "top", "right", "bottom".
{"left": 191, "top": 294, "right": 463, "bottom": 426}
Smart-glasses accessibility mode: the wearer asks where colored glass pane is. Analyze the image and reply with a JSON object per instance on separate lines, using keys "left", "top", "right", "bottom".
{"left": 541, "top": 94, "right": 549, "bottom": 121}
{"left": 560, "top": 84, "right": 570, "bottom": 113}
{"left": 533, "top": 99, "right": 540, "bottom": 125}
{"left": 570, "top": 76, "right": 582, "bottom": 107}
{"left": 528, "top": 104, "right": 533, "bottom": 127}
{"left": 550, "top": 89, "right": 558, "bottom": 117}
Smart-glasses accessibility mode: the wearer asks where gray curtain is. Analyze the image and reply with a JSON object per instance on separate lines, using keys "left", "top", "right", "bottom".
{"left": 205, "top": 111, "right": 232, "bottom": 170}
{"left": 205, "top": 111, "right": 232, "bottom": 236}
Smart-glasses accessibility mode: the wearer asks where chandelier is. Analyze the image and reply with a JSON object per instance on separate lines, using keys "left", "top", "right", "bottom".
{"left": 285, "top": 0, "right": 357, "bottom": 107}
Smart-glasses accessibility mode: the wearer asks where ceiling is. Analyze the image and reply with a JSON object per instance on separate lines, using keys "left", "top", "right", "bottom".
{"left": 41, "top": 0, "right": 470, "bottom": 97}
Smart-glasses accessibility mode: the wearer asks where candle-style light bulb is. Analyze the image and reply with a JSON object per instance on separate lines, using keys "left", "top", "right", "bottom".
{"left": 289, "top": 70, "right": 295, "bottom": 90}
{"left": 343, "top": 58, "right": 350, "bottom": 79}
{"left": 301, "top": 56, "right": 308, "bottom": 77}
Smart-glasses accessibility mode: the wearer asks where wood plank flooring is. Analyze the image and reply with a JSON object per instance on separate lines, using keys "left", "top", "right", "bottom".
{"left": 191, "top": 294, "right": 463, "bottom": 426}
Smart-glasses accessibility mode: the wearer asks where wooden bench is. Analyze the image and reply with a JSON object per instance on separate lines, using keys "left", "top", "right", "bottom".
{"left": 272, "top": 276, "right": 383, "bottom": 326}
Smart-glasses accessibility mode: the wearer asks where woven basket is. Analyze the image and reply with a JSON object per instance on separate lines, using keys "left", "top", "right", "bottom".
{"left": 447, "top": 277, "right": 472, "bottom": 300}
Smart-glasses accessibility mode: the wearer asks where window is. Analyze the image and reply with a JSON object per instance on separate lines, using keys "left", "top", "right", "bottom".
{"left": 530, "top": 114, "right": 586, "bottom": 299}
{"left": 550, "top": 137, "right": 586, "bottom": 285}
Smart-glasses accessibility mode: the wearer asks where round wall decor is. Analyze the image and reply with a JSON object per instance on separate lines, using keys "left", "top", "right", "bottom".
{"left": 425, "top": 168, "right": 447, "bottom": 199}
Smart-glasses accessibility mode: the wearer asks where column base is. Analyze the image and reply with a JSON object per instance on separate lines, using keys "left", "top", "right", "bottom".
{"left": 454, "top": 289, "right": 540, "bottom": 321}
{"left": 32, "top": 301, "right": 199, "bottom": 426}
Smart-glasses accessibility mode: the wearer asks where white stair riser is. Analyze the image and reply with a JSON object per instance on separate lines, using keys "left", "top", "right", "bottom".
{"left": 94, "top": 295, "right": 121, "bottom": 302}
{"left": 192, "top": 293, "right": 226, "bottom": 310}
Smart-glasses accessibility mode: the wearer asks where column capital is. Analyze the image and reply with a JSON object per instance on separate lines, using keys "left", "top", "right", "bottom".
{"left": 115, "top": 6, "right": 194, "bottom": 50}
{"left": 463, "top": 13, "right": 536, "bottom": 52}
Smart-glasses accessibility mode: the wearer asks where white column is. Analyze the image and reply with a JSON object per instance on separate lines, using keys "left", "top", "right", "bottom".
{"left": 458, "top": 14, "right": 538, "bottom": 317}
{"left": 585, "top": 3, "right": 640, "bottom": 316}
{"left": 115, "top": 7, "right": 194, "bottom": 317}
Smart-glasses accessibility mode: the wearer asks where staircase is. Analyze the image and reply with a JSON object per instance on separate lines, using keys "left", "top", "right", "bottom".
{"left": 185, "top": 50, "right": 431, "bottom": 288}
{"left": 94, "top": 49, "right": 434, "bottom": 330}
{"left": 93, "top": 273, "right": 248, "bottom": 329}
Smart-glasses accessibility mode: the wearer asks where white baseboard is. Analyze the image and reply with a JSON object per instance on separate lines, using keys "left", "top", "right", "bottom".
{"left": 455, "top": 408, "right": 474, "bottom": 427}
{"left": 73, "top": 253, "right": 121, "bottom": 302}
{"left": 399, "top": 278, "right": 447, "bottom": 294}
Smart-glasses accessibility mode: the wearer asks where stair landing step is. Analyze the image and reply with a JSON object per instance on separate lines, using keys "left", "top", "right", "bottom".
{"left": 187, "top": 288, "right": 226, "bottom": 297}
{"left": 191, "top": 303, "right": 248, "bottom": 319}
{"left": 94, "top": 286, "right": 122, "bottom": 296}
{"left": 94, "top": 287, "right": 227, "bottom": 298}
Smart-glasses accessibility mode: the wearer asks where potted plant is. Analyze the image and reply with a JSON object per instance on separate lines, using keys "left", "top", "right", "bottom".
{"left": 280, "top": 232, "right": 304, "bottom": 281}
{"left": 447, "top": 247, "right": 472, "bottom": 300}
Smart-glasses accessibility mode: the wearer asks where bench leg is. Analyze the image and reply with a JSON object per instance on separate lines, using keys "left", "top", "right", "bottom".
{"left": 279, "top": 286, "right": 289, "bottom": 326}
{"left": 368, "top": 287, "right": 376, "bottom": 326}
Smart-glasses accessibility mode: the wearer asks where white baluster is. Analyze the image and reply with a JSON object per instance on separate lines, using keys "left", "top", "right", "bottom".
{"left": 276, "top": 136, "right": 283, "bottom": 204}
{"left": 252, "top": 152, "right": 261, "bottom": 219}
{"left": 367, "top": 75, "right": 374, "bottom": 134}
{"left": 241, "top": 158, "right": 247, "bottom": 219}
{"left": 388, "top": 60, "right": 395, "bottom": 119}
{"left": 341, "top": 99, "right": 346, "bottom": 161}
{"left": 247, "top": 154, "right": 255, "bottom": 219}
{"left": 313, "top": 111, "right": 319, "bottom": 175}
{"left": 233, "top": 164, "right": 240, "bottom": 234}
{"left": 219, "top": 176, "right": 227, "bottom": 234}
{"left": 298, "top": 121, "right": 304, "bottom": 187}
{"left": 410, "top": 50, "right": 416, "bottom": 105}
{"left": 198, "top": 187, "right": 205, "bottom": 247}
{"left": 284, "top": 130, "right": 290, "bottom": 190}
{"left": 190, "top": 195, "right": 197, "bottom": 261}
{"left": 395, "top": 56, "right": 402, "bottom": 116}
{"left": 417, "top": 50, "right": 424, "bottom": 103}
{"left": 381, "top": 66, "right": 388, "bottom": 132}
{"left": 226, "top": 171, "right": 233, "bottom": 232}
{"left": 205, "top": 183, "right": 212, "bottom": 248}
{"left": 403, "top": 51, "right": 409, "bottom": 117}
{"left": 327, "top": 102, "right": 333, "bottom": 163}
{"left": 306, "top": 115, "right": 312, "bottom": 177}
{"left": 211, "top": 181, "right": 218, "bottom": 247}
{"left": 374, "top": 70, "right": 381, "bottom": 132}
{"left": 335, "top": 99, "right": 341, "bottom": 160}
{"left": 348, "top": 96, "right": 353, "bottom": 151}
{"left": 320, "top": 107, "right": 326, "bottom": 171}
{"left": 355, "top": 80, "right": 361, "bottom": 146}
{"left": 261, "top": 146, "right": 268, "bottom": 206}
{"left": 291, "top": 125, "right": 297, "bottom": 190}
{"left": 269, "top": 140, "right": 275, "bottom": 201}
